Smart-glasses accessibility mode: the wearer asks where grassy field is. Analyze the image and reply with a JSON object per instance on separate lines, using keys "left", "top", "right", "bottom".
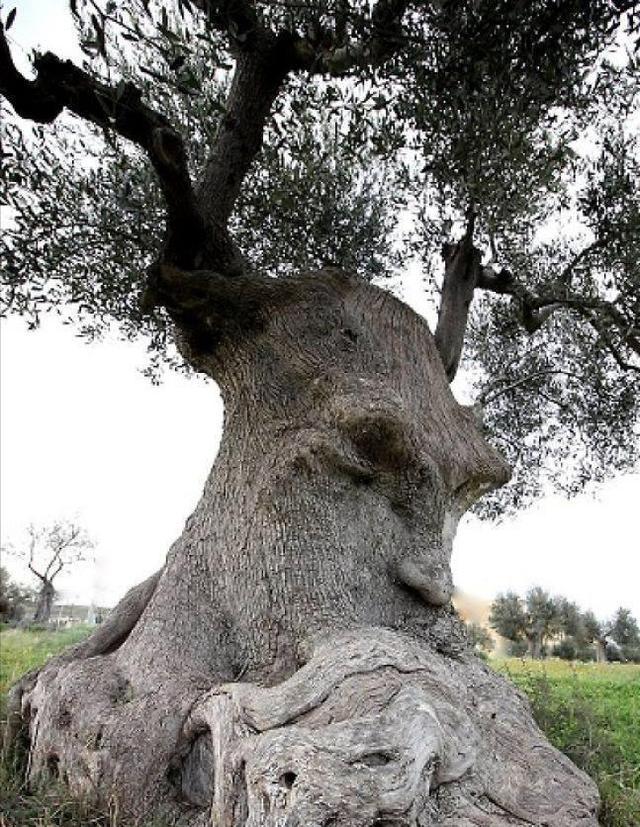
{"left": 1, "top": 627, "right": 639, "bottom": 825}
{"left": 0, "top": 625, "right": 93, "bottom": 706}
{"left": 493, "top": 657, "right": 640, "bottom": 826}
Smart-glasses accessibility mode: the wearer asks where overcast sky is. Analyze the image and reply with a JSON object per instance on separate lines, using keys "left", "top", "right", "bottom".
{"left": 1, "top": 0, "right": 639, "bottom": 621}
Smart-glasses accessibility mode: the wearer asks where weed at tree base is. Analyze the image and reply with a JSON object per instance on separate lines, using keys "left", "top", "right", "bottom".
{"left": 494, "top": 658, "right": 640, "bottom": 827}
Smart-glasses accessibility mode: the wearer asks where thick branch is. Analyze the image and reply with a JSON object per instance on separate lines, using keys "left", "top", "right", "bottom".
{"left": 434, "top": 215, "right": 482, "bottom": 382}
{"left": 196, "top": 38, "right": 294, "bottom": 264}
{"left": 477, "top": 261, "right": 640, "bottom": 369}
{"left": 191, "top": 3, "right": 410, "bottom": 267}
{"left": 0, "top": 22, "right": 206, "bottom": 267}
{"left": 27, "top": 562, "right": 47, "bottom": 584}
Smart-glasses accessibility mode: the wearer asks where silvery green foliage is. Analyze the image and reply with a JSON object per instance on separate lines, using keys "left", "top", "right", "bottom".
{"left": 463, "top": 63, "right": 640, "bottom": 516}
{"left": 0, "top": 1, "right": 403, "bottom": 340}
{"left": 1, "top": 0, "right": 638, "bottom": 508}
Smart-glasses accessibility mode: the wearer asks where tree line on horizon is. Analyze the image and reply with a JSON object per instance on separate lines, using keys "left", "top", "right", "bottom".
{"left": 479, "top": 586, "right": 640, "bottom": 663}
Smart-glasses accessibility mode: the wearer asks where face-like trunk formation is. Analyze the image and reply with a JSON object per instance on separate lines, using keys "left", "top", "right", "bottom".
{"left": 125, "top": 272, "right": 510, "bottom": 685}
{"left": 6, "top": 272, "right": 599, "bottom": 825}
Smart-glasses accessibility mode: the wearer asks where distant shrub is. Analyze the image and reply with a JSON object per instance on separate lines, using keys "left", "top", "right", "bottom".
{"left": 508, "top": 640, "right": 528, "bottom": 657}
{"left": 553, "top": 638, "right": 578, "bottom": 660}
{"left": 622, "top": 645, "right": 640, "bottom": 664}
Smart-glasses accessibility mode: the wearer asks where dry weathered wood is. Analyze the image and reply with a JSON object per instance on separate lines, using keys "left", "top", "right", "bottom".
{"left": 5, "top": 272, "right": 596, "bottom": 825}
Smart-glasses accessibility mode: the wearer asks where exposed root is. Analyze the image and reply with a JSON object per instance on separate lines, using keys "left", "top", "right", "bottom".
{"left": 2, "top": 570, "right": 161, "bottom": 759}
{"left": 6, "top": 627, "right": 599, "bottom": 825}
{"left": 170, "top": 629, "right": 598, "bottom": 826}
{"left": 69, "top": 569, "right": 162, "bottom": 659}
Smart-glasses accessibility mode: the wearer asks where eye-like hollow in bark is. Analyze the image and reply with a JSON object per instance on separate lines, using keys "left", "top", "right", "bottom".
{"left": 341, "top": 410, "right": 412, "bottom": 471}
{"left": 327, "top": 383, "right": 414, "bottom": 475}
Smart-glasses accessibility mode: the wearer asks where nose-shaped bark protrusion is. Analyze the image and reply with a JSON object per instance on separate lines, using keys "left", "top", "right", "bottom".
{"left": 395, "top": 557, "right": 453, "bottom": 607}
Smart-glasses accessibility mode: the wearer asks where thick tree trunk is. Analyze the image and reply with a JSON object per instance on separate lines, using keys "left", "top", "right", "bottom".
{"left": 32, "top": 581, "right": 55, "bottom": 625}
{"left": 527, "top": 634, "right": 544, "bottom": 660}
{"left": 7, "top": 272, "right": 599, "bottom": 825}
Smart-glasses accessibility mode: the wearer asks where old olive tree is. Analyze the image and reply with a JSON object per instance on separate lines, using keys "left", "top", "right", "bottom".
{"left": 1, "top": 1, "right": 639, "bottom": 824}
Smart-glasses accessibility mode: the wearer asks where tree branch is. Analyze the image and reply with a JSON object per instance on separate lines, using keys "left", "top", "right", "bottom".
{"left": 191, "top": 0, "right": 264, "bottom": 50}
{"left": 434, "top": 211, "right": 482, "bottom": 382}
{"left": 195, "top": 36, "right": 296, "bottom": 269}
{"left": 190, "top": 3, "right": 411, "bottom": 270}
{"left": 479, "top": 369, "right": 581, "bottom": 406}
{"left": 580, "top": 310, "right": 640, "bottom": 374}
{"left": 289, "top": 0, "right": 410, "bottom": 75}
{"left": 27, "top": 562, "right": 46, "bottom": 584}
{"left": 476, "top": 259, "right": 640, "bottom": 369}
{"left": 0, "top": 21, "right": 207, "bottom": 268}
{"left": 558, "top": 239, "right": 605, "bottom": 287}
{"left": 25, "top": 528, "right": 46, "bottom": 581}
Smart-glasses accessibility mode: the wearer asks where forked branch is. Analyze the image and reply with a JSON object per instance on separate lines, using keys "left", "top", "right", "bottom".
{"left": 477, "top": 261, "right": 640, "bottom": 371}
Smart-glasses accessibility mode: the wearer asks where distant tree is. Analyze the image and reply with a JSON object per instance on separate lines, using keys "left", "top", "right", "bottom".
{"left": 554, "top": 597, "right": 584, "bottom": 640}
{"left": 489, "top": 592, "right": 526, "bottom": 646}
{"left": 0, "top": 566, "right": 32, "bottom": 624}
{"left": 3, "top": 523, "right": 94, "bottom": 625}
{"left": 550, "top": 597, "right": 594, "bottom": 661}
{"left": 524, "top": 587, "right": 559, "bottom": 659}
{"left": 552, "top": 637, "right": 579, "bottom": 661}
{"left": 465, "top": 621, "right": 494, "bottom": 655}
{"left": 490, "top": 587, "right": 562, "bottom": 659}
{"left": 550, "top": 605, "right": 640, "bottom": 663}
{"left": 609, "top": 607, "right": 640, "bottom": 662}
{"left": 581, "top": 609, "right": 608, "bottom": 663}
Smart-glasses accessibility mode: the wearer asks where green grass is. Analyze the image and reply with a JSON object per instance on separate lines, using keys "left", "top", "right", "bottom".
{"left": 0, "top": 625, "right": 174, "bottom": 826}
{"left": 0, "top": 625, "right": 93, "bottom": 703}
{"left": 0, "top": 625, "right": 100, "bottom": 826}
{"left": 2, "top": 629, "right": 639, "bottom": 825}
{"left": 493, "top": 657, "right": 640, "bottom": 827}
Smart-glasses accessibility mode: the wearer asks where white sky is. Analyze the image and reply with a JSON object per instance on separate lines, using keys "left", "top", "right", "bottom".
{"left": 1, "top": 0, "right": 639, "bottom": 621}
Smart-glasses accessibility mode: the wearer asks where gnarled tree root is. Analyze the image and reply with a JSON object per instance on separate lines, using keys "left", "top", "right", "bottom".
{"left": 7, "top": 626, "right": 598, "bottom": 826}
{"left": 1, "top": 569, "right": 161, "bottom": 760}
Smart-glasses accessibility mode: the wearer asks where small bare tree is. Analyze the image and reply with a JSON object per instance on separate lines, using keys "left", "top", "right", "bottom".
{"left": 5, "top": 523, "right": 94, "bottom": 625}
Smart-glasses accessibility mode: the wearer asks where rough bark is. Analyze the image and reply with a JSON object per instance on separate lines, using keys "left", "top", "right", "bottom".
{"left": 32, "top": 582, "right": 55, "bottom": 625}
{"left": 434, "top": 230, "right": 483, "bottom": 382}
{"left": 5, "top": 272, "right": 599, "bottom": 825}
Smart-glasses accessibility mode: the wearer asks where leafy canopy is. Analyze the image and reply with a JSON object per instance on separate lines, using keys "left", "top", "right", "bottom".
{"left": 1, "top": 0, "right": 639, "bottom": 513}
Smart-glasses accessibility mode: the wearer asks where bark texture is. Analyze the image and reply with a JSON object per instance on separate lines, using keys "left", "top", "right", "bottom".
{"left": 7, "top": 272, "right": 599, "bottom": 825}
{"left": 32, "top": 582, "right": 55, "bottom": 625}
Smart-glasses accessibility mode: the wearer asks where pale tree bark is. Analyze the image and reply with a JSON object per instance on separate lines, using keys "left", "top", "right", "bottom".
{"left": 434, "top": 215, "right": 483, "bottom": 382}
{"left": 5, "top": 273, "right": 599, "bottom": 825}
{"left": 595, "top": 639, "right": 608, "bottom": 664}
{"left": 0, "top": 7, "right": 602, "bottom": 824}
